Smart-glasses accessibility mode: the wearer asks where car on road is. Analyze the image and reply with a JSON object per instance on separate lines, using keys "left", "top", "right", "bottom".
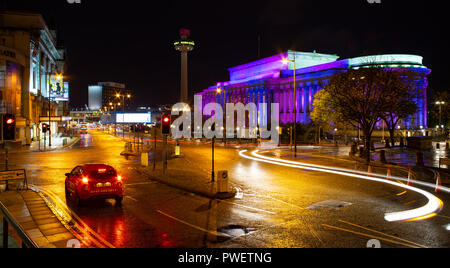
{"left": 65, "top": 164, "right": 124, "bottom": 206}
{"left": 80, "top": 124, "right": 88, "bottom": 134}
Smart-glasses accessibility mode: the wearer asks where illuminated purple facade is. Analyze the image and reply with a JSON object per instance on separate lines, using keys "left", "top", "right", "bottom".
{"left": 197, "top": 51, "right": 431, "bottom": 129}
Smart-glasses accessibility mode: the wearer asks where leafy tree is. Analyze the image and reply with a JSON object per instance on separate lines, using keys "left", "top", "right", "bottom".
{"left": 311, "top": 89, "right": 353, "bottom": 144}
{"left": 312, "top": 68, "right": 406, "bottom": 163}
{"left": 379, "top": 69, "right": 420, "bottom": 148}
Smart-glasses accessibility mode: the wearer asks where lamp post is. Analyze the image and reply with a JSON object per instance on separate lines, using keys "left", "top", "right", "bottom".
{"left": 116, "top": 93, "right": 131, "bottom": 139}
{"left": 436, "top": 101, "right": 446, "bottom": 135}
{"left": 216, "top": 87, "right": 227, "bottom": 144}
{"left": 282, "top": 57, "right": 297, "bottom": 156}
{"left": 109, "top": 102, "right": 119, "bottom": 136}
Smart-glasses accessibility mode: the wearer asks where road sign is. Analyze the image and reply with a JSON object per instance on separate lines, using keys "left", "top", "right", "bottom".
{"left": 0, "top": 169, "right": 26, "bottom": 182}
{"left": 0, "top": 169, "right": 28, "bottom": 190}
{"left": 39, "top": 116, "right": 62, "bottom": 122}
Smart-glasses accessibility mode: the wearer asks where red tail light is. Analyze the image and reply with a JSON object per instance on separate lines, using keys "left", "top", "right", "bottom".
{"left": 82, "top": 177, "right": 89, "bottom": 184}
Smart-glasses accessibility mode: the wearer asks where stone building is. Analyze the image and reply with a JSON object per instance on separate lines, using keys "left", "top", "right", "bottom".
{"left": 197, "top": 51, "right": 430, "bottom": 130}
{"left": 0, "top": 10, "right": 67, "bottom": 145}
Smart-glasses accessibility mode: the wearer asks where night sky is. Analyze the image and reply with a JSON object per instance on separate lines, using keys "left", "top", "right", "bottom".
{"left": 2, "top": 0, "right": 448, "bottom": 109}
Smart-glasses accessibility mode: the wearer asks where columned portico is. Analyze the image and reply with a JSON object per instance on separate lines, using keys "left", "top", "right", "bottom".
{"left": 197, "top": 51, "right": 430, "bottom": 131}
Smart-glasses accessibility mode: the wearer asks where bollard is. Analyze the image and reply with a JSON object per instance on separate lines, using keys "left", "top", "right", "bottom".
{"left": 217, "top": 171, "right": 229, "bottom": 193}
{"left": 359, "top": 147, "right": 365, "bottom": 157}
{"left": 141, "top": 152, "right": 149, "bottom": 167}
{"left": 407, "top": 169, "right": 413, "bottom": 186}
{"left": 379, "top": 150, "right": 387, "bottom": 164}
{"left": 350, "top": 144, "right": 357, "bottom": 156}
{"left": 416, "top": 152, "right": 424, "bottom": 167}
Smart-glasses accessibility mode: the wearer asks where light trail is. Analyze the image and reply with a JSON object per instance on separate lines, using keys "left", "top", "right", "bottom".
{"left": 254, "top": 150, "right": 450, "bottom": 194}
{"left": 239, "top": 150, "right": 444, "bottom": 222}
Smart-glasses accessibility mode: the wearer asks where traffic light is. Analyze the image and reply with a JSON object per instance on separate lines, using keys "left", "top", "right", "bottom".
{"left": 42, "top": 123, "right": 49, "bottom": 133}
{"left": 2, "top": 114, "right": 16, "bottom": 141}
{"left": 162, "top": 114, "right": 171, "bottom": 135}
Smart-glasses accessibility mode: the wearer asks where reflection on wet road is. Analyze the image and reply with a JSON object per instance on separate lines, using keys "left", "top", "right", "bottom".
{"left": 4, "top": 131, "right": 450, "bottom": 248}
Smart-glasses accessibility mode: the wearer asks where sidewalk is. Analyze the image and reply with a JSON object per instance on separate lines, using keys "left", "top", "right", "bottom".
{"left": 6, "top": 136, "right": 80, "bottom": 153}
{"left": 0, "top": 190, "right": 76, "bottom": 248}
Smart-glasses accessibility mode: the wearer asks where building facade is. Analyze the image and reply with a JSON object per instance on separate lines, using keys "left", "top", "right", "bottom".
{"left": 88, "top": 82, "right": 132, "bottom": 112}
{"left": 0, "top": 11, "right": 67, "bottom": 145}
{"left": 197, "top": 51, "right": 430, "bottom": 130}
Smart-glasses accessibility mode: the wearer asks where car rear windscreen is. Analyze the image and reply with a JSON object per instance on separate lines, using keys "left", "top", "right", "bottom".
{"left": 89, "top": 168, "right": 117, "bottom": 180}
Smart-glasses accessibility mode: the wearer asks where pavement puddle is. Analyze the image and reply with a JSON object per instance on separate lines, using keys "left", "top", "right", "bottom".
{"left": 216, "top": 225, "right": 256, "bottom": 243}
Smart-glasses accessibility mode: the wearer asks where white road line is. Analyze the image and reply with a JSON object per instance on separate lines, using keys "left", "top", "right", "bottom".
{"left": 157, "top": 210, "right": 224, "bottom": 237}
{"left": 125, "top": 196, "right": 138, "bottom": 202}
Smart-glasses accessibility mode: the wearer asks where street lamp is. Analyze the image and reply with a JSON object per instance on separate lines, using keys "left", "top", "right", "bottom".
{"left": 116, "top": 94, "right": 132, "bottom": 139}
{"left": 282, "top": 57, "right": 297, "bottom": 156}
{"left": 216, "top": 87, "right": 227, "bottom": 143}
{"left": 436, "top": 101, "right": 446, "bottom": 134}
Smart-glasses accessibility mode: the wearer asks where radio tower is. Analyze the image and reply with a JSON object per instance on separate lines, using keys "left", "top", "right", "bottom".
{"left": 174, "top": 29, "right": 195, "bottom": 104}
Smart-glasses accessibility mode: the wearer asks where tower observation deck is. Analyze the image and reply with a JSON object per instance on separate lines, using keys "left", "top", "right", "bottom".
{"left": 174, "top": 29, "right": 195, "bottom": 104}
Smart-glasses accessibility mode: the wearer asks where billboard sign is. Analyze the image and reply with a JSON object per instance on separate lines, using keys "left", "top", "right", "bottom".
{"left": 49, "top": 75, "right": 69, "bottom": 101}
{"left": 116, "top": 113, "right": 152, "bottom": 124}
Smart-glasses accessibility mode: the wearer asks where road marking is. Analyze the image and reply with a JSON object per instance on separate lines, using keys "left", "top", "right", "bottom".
{"left": 125, "top": 196, "right": 138, "bottom": 202}
{"left": 338, "top": 220, "right": 427, "bottom": 248}
{"left": 322, "top": 224, "right": 421, "bottom": 248}
{"left": 235, "top": 187, "right": 244, "bottom": 199}
{"left": 219, "top": 200, "right": 276, "bottom": 215}
{"left": 156, "top": 210, "right": 224, "bottom": 237}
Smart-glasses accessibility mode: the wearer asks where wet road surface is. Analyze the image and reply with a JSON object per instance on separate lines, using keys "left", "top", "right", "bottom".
{"left": 3, "top": 131, "right": 450, "bottom": 248}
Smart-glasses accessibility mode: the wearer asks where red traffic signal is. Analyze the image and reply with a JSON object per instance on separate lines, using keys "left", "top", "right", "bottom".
{"left": 42, "top": 123, "right": 49, "bottom": 133}
{"left": 161, "top": 114, "right": 171, "bottom": 135}
{"left": 2, "top": 114, "right": 16, "bottom": 141}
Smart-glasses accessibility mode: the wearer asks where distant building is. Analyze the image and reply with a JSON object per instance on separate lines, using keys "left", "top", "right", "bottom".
{"left": 0, "top": 10, "right": 68, "bottom": 145}
{"left": 88, "top": 82, "right": 132, "bottom": 112}
{"left": 69, "top": 110, "right": 101, "bottom": 123}
{"left": 197, "top": 51, "right": 430, "bottom": 129}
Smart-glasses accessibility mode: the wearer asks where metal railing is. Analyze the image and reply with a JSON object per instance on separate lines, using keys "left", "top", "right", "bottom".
{"left": 1, "top": 201, "right": 38, "bottom": 249}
